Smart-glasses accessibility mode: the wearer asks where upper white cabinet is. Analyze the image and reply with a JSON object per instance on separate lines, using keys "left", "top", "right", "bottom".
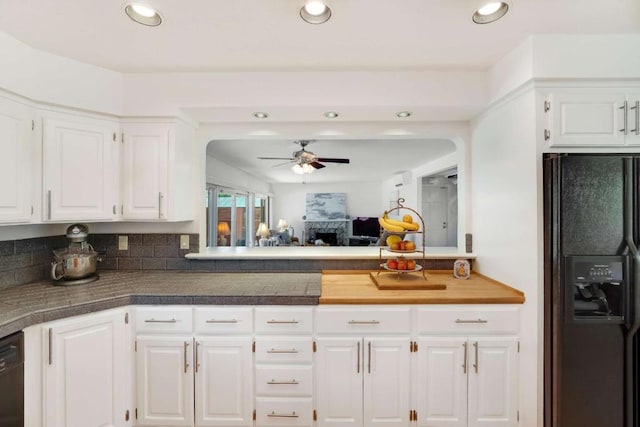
{"left": 121, "top": 121, "right": 194, "bottom": 221}
{"left": 544, "top": 89, "right": 640, "bottom": 147}
{"left": 42, "top": 113, "right": 119, "bottom": 221}
{"left": 42, "top": 308, "right": 131, "bottom": 427}
{"left": 0, "top": 95, "right": 34, "bottom": 224}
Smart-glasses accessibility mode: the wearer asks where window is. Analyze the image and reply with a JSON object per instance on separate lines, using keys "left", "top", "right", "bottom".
{"left": 206, "top": 185, "right": 270, "bottom": 247}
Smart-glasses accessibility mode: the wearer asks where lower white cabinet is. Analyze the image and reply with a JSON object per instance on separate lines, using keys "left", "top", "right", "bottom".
{"left": 414, "top": 307, "right": 520, "bottom": 427}
{"left": 195, "top": 337, "right": 253, "bottom": 426}
{"left": 136, "top": 336, "right": 194, "bottom": 426}
{"left": 134, "top": 306, "right": 253, "bottom": 427}
{"left": 254, "top": 306, "right": 315, "bottom": 427}
{"left": 42, "top": 308, "right": 131, "bottom": 427}
{"left": 24, "top": 303, "right": 520, "bottom": 427}
{"left": 315, "top": 305, "right": 412, "bottom": 427}
{"left": 315, "top": 337, "right": 411, "bottom": 427}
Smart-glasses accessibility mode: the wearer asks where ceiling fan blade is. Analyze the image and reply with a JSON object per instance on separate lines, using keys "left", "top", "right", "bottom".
{"left": 315, "top": 157, "right": 350, "bottom": 164}
{"left": 257, "top": 157, "right": 295, "bottom": 160}
{"left": 309, "top": 161, "right": 326, "bottom": 169}
{"left": 272, "top": 160, "right": 295, "bottom": 167}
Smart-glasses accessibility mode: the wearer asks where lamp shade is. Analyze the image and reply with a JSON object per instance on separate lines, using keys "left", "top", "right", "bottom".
{"left": 257, "top": 222, "right": 270, "bottom": 238}
{"left": 217, "top": 222, "right": 230, "bottom": 235}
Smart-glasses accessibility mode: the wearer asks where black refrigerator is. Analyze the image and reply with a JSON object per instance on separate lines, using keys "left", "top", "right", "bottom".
{"left": 544, "top": 154, "right": 640, "bottom": 427}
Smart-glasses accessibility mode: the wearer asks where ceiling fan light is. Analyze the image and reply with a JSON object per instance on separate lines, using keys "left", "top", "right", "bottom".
{"left": 300, "top": 1, "right": 332, "bottom": 24}
{"left": 302, "top": 163, "right": 315, "bottom": 174}
{"left": 472, "top": 2, "right": 509, "bottom": 24}
{"left": 292, "top": 164, "right": 305, "bottom": 174}
{"left": 125, "top": 2, "right": 162, "bottom": 26}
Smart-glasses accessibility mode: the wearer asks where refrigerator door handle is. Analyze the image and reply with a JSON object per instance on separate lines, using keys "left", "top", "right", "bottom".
{"left": 622, "top": 158, "right": 639, "bottom": 427}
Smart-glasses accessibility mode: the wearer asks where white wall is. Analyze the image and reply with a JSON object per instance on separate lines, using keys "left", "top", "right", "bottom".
{"left": 470, "top": 88, "right": 540, "bottom": 427}
{"left": 270, "top": 181, "right": 384, "bottom": 240}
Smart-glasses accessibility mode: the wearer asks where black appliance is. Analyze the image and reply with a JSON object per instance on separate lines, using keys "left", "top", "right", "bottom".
{"left": 0, "top": 332, "right": 24, "bottom": 427}
{"left": 544, "top": 154, "right": 640, "bottom": 427}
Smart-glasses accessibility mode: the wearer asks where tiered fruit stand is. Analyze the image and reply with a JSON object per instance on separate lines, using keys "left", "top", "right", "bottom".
{"left": 377, "top": 199, "right": 427, "bottom": 280}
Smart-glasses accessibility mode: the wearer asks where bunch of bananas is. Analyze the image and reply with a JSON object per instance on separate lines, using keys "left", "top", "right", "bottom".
{"left": 378, "top": 212, "right": 419, "bottom": 232}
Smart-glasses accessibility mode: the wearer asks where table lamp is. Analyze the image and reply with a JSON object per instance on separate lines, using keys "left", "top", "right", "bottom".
{"left": 257, "top": 223, "right": 270, "bottom": 246}
{"left": 217, "top": 222, "right": 230, "bottom": 246}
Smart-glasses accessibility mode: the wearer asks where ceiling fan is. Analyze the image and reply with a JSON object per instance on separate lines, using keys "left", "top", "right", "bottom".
{"left": 257, "top": 140, "right": 350, "bottom": 171}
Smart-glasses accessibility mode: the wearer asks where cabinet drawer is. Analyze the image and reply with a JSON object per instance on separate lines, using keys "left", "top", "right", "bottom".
{"left": 194, "top": 307, "right": 252, "bottom": 334}
{"left": 415, "top": 306, "right": 520, "bottom": 334}
{"left": 255, "top": 366, "right": 313, "bottom": 397}
{"left": 135, "top": 306, "right": 193, "bottom": 333}
{"left": 255, "top": 337, "right": 313, "bottom": 364}
{"left": 255, "top": 307, "right": 313, "bottom": 334}
{"left": 255, "top": 398, "right": 313, "bottom": 427}
{"left": 316, "top": 306, "right": 411, "bottom": 334}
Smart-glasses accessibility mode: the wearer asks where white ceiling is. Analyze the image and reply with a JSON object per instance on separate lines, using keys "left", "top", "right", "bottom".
{"left": 206, "top": 138, "right": 456, "bottom": 184}
{"left": 0, "top": 0, "right": 638, "bottom": 73}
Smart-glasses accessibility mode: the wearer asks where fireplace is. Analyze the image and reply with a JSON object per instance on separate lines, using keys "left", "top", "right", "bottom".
{"left": 315, "top": 232, "right": 338, "bottom": 246}
{"left": 304, "top": 220, "right": 348, "bottom": 246}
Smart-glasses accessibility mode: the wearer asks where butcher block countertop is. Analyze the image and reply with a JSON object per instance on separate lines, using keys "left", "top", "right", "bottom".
{"left": 320, "top": 271, "right": 525, "bottom": 304}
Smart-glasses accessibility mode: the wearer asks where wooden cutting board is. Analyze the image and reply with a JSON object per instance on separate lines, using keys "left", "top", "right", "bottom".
{"left": 369, "top": 271, "right": 447, "bottom": 290}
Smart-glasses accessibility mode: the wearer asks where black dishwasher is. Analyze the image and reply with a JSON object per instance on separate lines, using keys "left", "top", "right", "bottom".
{"left": 0, "top": 332, "right": 23, "bottom": 427}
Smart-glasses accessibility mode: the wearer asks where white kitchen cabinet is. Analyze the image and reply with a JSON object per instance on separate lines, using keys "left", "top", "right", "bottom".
{"left": 121, "top": 121, "right": 194, "bottom": 221}
{"left": 467, "top": 338, "right": 518, "bottom": 427}
{"left": 254, "top": 306, "right": 315, "bottom": 427}
{"left": 42, "top": 114, "right": 118, "bottom": 221}
{"left": 414, "top": 307, "right": 520, "bottom": 427}
{"left": 136, "top": 336, "right": 194, "bottom": 426}
{"left": 134, "top": 306, "right": 253, "bottom": 427}
{"left": 316, "top": 337, "right": 411, "bottom": 427}
{"left": 315, "top": 307, "right": 411, "bottom": 427}
{"left": 544, "top": 89, "right": 640, "bottom": 147}
{"left": 415, "top": 338, "right": 468, "bottom": 427}
{"left": 0, "top": 94, "right": 34, "bottom": 224}
{"left": 195, "top": 337, "right": 253, "bottom": 426}
{"left": 43, "top": 308, "right": 131, "bottom": 427}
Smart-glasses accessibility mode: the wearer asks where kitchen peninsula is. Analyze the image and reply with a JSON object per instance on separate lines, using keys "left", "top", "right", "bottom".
{"left": 16, "top": 269, "right": 523, "bottom": 427}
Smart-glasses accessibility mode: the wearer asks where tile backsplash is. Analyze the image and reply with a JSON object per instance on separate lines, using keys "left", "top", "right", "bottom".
{"left": 0, "top": 233, "right": 199, "bottom": 288}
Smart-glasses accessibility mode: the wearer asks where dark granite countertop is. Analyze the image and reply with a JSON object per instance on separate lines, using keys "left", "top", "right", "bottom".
{"left": 0, "top": 271, "right": 321, "bottom": 337}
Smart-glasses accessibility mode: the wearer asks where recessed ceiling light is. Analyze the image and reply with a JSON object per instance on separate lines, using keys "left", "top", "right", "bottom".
{"left": 396, "top": 111, "right": 412, "bottom": 118}
{"left": 125, "top": 2, "right": 162, "bottom": 26}
{"left": 472, "top": 1, "right": 509, "bottom": 24}
{"left": 324, "top": 111, "right": 339, "bottom": 118}
{"left": 300, "top": 1, "right": 332, "bottom": 24}
{"left": 253, "top": 112, "right": 269, "bottom": 119}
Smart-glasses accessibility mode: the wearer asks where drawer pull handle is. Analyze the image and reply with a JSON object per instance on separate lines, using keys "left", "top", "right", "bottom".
{"left": 145, "top": 318, "right": 177, "bottom": 323}
{"left": 267, "top": 379, "right": 299, "bottom": 385}
{"left": 267, "top": 320, "right": 299, "bottom": 324}
{"left": 268, "top": 411, "right": 299, "bottom": 418}
{"left": 455, "top": 318, "right": 488, "bottom": 324}
{"left": 267, "top": 348, "right": 299, "bottom": 354}
{"left": 206, "top": 319, "right": 238, "bottom": 323}
{"left": 348, "top": 320, "right": 380, "bottom": 325}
